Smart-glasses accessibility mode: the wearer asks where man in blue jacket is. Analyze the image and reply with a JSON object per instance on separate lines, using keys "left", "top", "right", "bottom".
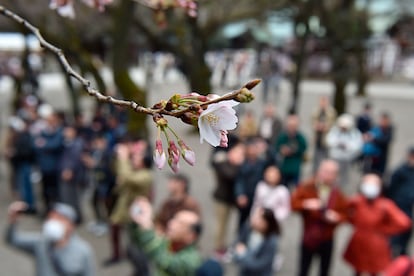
{"left": 34, "top": 109, "right": 64, "bottom": 213}
{"left": 387, "top": 147, "right": 414, "bottom": 256}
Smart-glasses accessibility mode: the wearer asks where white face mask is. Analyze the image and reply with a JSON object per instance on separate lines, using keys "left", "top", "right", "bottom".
{"left": 360, "top": 182, "right": 381, "bottom": 199}
{"left": 42, "top": 219, "right": 66, "bottom": 242}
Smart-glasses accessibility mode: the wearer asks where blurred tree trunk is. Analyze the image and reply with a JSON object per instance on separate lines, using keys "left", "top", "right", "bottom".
{"left": 136, "top": 14, "right": 212, "bottom": 95}
{"left": 355, "top": 40, "right": 368, "bottom": 97}
{"left": 290, "top": 22, "right": 309, "bottom": 115}
{"left": 185, "top": 57, "right": 211, "bottom": 93}
{"left": 112, "top": 0, "right": 148, "bottom": 137}
{"left": 333, "top": 79, "right": 347, "bottom": 115}
{"left": 331, "top": 48, "right": 348, "bottom": 114}
{"left": 180, "top": 17, "right": 211, "bottom": 94}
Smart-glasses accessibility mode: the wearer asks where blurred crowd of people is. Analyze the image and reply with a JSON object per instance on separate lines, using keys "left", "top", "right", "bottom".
{"left": 207, "top": 94, "right": 414, "bottom": 275}
{"left": 2, "top": 87, "right": 414, "bottom": 276}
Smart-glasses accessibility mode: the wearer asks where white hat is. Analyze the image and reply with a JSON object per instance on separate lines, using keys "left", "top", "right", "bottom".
{"left": 52, "top": 203, "right": 77, "bottom": 223}
{"left": 38, "top": 104, "right": 54, "bottom": 119}
{"left": 337, "top": 114, "right": 354, "bottom": 129}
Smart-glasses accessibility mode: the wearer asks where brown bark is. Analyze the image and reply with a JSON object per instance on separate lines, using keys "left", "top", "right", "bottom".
{"left": 112, "top": 0, "right": 148, "bottom": 137}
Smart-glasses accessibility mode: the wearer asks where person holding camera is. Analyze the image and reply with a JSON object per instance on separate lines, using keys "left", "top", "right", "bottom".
{"left": 5, "top": 201, "right": 96, "bottom": 276}
{"left": 129, "top": 197, "right": 202, "bottom": 276}
{"left": 104, "top": 138, "right": 153, "bottom": 266}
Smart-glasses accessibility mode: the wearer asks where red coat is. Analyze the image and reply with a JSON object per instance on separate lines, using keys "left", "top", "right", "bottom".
{"left": 344, "top": 195, "right": 411, "bottom": 273}
{"left": 291, "top": 178, "right": 348, "bottom": 244}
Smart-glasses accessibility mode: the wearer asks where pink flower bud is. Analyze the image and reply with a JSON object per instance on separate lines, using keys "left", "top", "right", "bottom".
{"left": 153, "top": 139, "right": 166, "bottom": 169}
{"left": 178, "top": 140, "right": 195, "bottom": 166}
{"left": 182, "top": 149, "right": 196, "bottom": 166}
{"left": 168, "top": 141, "right": 180, "bottom": 163}
{"left": 168, "top": 155, "right": 180, "bottom": 173}
{"left": 219, "top": 130, "right": 229, "bottom": 147}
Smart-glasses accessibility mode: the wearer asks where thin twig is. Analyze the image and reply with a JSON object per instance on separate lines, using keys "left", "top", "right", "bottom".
{"left": 0, "top": 4, "right": 260, "bottom": 119}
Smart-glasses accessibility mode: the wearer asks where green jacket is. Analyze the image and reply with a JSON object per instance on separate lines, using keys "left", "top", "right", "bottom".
{"left": 129, "top": 224, "right": 201, "bottom": 276}
{"left": 275, "top": 131, "right": 307, "bottom": 175}
{"left": 110, "top": 159, "right": 152, "bottom": 224}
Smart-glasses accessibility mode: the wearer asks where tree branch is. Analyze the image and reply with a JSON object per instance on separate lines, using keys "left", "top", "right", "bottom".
{"left": 0, "top": 4, "right": 259, "bottom": 119}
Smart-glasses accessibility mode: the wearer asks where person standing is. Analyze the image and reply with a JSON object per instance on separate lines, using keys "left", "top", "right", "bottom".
{"left": 5, "top": 116, "right": 36, "bottom": 213}
{"left": 34, "top": 110, "right": 64, "bottom": 213}
{"left": 232, "top": 207, "right": 280, "bottom": 276}
{"left": 326, "top": 114, "right": 363, "bottom": 186}
{"left": 258, "top": 46, "right": 281, "bottom": 103}
{"left": 5, "top": 201, "right": 96, "bottom": 276}
{"left": 344, "top": 174, "right": 411, "bottom": 276}
{"left": 83, "top": 134, "right": 115, "bottom": 236}
{"left": 356, "top": 102, "right": 373, "bottom": 134}
{"left": 235, "top": 138, "right": 271, "bottom": 230}
{"left": 251, "top": 165, "right": 290, "bottom": 271}
{"left": 275, "top": 114, "right": 308, "bottom": 188}
{"left": 59, "top": 125, "right": 85, "bottom": 224}
{"left": 104, "top": 139, "right": 153, "bottom": 265}
{"left": 237, "top": 109, "right": 258, "bottom": 141}
{"left": 362, "top": 112, "right": 394, "bottom": 176}
{"left": 291, "top": 159, "right": 348, "bottom": 276}
{"left": 258, "top": 104, "right": 283, "bottom": 146}
{"left": 210, "top": 137, "right": 245, "bottom": 257}
{"left": 387, "top": 147, "right": 414, "bottom": 256}
{"left": 252, "top": 165, "right": 290, "bottom": 223}
{"left": 311, "top": 96, "right": 337, "bottom": 173}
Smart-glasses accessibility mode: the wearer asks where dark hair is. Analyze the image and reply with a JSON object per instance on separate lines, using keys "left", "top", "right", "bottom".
{"left": 190, "top": 221, "right": 203, "bottom": 237}
{"left": 169, "top": 173, "right": 190, "bottom": 193}
{"left": 380, "top": 111, "right": 390, "bottom": 120}
{"left": 262, "top": 208, "right": 280, "bottom": 237}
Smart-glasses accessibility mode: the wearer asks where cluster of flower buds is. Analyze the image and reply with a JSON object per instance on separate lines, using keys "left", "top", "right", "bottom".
{"left": 150, "top": 84, "right": 257, "bottom": 173}
{"left": 152, "top": 114, "right": 195, "bottom": 173}
{"left": 49, "top": 0, "right": 113, "bottom": 18}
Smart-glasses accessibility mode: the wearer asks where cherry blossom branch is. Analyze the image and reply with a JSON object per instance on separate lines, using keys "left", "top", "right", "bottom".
{"left": 0, "top": 4, "right": 260, "bottom": 119}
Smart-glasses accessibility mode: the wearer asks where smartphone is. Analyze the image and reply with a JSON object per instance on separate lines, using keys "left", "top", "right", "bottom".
{"left": 130, "top": 204, "right": 141, "bottom": 218}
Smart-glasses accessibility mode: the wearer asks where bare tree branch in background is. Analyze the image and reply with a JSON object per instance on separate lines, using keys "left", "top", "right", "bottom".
{"left": 0, "top": 4, "right": 259, "bottom": 118}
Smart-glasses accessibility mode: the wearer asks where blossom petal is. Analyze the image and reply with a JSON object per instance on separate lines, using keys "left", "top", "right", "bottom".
{"left": 198, "top": 101, "right": 240, "bottom": 147}
{"left": 198, "top": 117, "right": 221, "bottom": 146}
{"left": 217, "top": 107, "right": 238, "bottom": 130}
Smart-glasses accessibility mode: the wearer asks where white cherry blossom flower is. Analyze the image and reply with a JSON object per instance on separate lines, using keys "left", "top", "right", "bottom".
{"left": 198, "top": 100, "right": 239, "bottom": 147}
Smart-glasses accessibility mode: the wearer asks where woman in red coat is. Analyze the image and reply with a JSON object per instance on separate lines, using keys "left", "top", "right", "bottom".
{"left": 344, "top": 173, "right": 411, "bottom": 276}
